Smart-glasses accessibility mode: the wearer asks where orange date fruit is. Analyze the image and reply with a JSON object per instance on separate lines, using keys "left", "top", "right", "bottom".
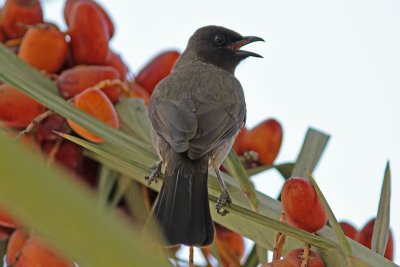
{"left": 0, "top": 0, "right": 43, "bottom": 38}
{"left": 6, "top": 228, "right": 30, "bottom": 266}
{"left": 104, "top": 50, "right": 129, "bottom": 80}
{"left": 232, "top": 126, "right": 248, "bottom": 155}
{"left": 356, "top": 218, "right": 394, "bottom": 260}
{"left": 215, "top": 224, "right": 245, "bottom": 267}
{"left": 241, "top": 119, "right": 283, "bottom": 166}
{"left": 135, "top": 50, "right": 180, "bottom": 95}
{"left": 17, "top": 237, "right": 74, "bottom": 267}
{"left": 68, "top": 0, "right": 110, "bottom": 65}
{"left": 339, "top": 221, "right": 358, "bottom": 240}
{"left": 35, "top": 114, "right": 70, "bottom": 143}
{"left": 57, "top": 65, "right": 121, "bottom": 102}
{"left": 0, "top": 84, "right": 46, "bottom": 129}
{"left": 64, "top": 0, "right": 114, "bottom": 38}
{"left": 0, "top": 206, "right": 20, "bottom": 228}
{"left": 284, "top": 248, "right": 325, "bottom": 267}
{"left": 42, "top": 140, "right": 83, "bottom": 174}
{"left": 67, "top": 88, "right": 119, "bottom": 143}
{"left": 281, "top": 177, "right": 327, "bottom": 233}
{"left": 128, "top": 82, "right": 150, "bottom": 105}
{"left": 18, "top": 26, "right": 68, "bottom": 73}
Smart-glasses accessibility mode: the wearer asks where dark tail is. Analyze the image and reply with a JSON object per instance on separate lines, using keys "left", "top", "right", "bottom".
{"left": 151, "top": 152, "right": 214, "bottom": 246}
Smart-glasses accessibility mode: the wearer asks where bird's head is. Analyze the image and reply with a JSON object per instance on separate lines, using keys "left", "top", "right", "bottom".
{"left": 185, "top": 25, "right": 264, "bottom": 73}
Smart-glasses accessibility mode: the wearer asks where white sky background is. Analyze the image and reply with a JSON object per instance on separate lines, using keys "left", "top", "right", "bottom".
{"left": 42, "top": 0, "right": 399, "bottom": 264}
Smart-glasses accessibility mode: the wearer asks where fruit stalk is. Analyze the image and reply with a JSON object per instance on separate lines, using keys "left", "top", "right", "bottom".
{"left": 300, "top": 243, "right": 311, "bottom": 267}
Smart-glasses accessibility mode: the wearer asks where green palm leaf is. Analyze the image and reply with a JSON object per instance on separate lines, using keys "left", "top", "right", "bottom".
{"left": 0, "top": 132, "right": 170, "bottom": 267}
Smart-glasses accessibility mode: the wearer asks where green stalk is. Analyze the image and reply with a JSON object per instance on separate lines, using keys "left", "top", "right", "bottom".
{"left": 307, "top": 171, "right": 353, "bottom": 257}
{"left": 371, "top": 162, "right": 391, "bottom": 255}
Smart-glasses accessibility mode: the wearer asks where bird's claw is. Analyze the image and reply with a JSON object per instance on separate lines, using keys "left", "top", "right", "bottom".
{"left": 145, "top": 161, "right": 163, "bottom": 186}
{"left": 216, "top": 190, "right": 232, "bottom": 216}
{"left": 145, "top": 175, "right": 159, "bottom": 186}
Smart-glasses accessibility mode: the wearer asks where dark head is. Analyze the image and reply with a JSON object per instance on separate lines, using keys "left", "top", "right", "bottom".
{"left": 184, "top": 25, "right": 264, "bottom": 73}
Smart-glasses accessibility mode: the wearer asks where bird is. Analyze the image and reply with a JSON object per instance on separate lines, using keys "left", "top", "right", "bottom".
{"left": 147, "top": 25, "right": 263, "bottom": 246}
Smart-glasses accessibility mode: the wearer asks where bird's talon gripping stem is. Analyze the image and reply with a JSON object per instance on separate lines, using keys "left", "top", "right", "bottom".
{"left": 145, "top": 161, "right": 163, "bottom": 186}
{"left": 214, "top": 168, "right": 232, "bottom": 216}
{"left": 216, "top": 189, "right": 232, "bottom": 216}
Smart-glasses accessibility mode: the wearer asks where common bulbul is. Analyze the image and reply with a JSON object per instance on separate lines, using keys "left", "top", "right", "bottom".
{"left": 147, "top": 25, "right": 263, "bottom": 246}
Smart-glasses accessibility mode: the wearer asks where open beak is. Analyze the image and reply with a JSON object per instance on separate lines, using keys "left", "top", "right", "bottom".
{"left": 227, "top": 36, "right": 264, "bottom": 58}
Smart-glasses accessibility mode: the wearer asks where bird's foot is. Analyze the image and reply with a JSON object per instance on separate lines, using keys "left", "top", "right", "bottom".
{"left": 216, "top": 189, "right": 232, "bottom": 216}
{"left": 145, "top": 161, "right": 163, "bottom": 186}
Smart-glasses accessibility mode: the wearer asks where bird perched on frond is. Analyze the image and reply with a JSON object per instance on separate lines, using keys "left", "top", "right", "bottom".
{"left": 147, "top": 25, "right": 263, "bottom": 246}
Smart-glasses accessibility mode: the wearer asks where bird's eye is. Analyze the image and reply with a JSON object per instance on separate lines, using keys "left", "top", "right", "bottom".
{"left": 214, "top": 34, "right": 226, "bottom": 46}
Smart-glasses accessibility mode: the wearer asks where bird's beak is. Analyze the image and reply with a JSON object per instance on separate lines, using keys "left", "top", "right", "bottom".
{"left": 227, "top": 36, "right": 264, "bottom": 58}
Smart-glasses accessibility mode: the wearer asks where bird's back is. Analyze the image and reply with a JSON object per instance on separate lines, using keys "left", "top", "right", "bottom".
{"left": 149, "top": 57, "right": 246, "bottom": 159}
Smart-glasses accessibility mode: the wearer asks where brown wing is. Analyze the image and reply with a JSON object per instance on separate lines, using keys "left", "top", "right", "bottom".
{"left": 187, "top": 102, "right": 245, "bottom": 159}
{"left": 150, "top": 98, "right": 197, "bottom": 153}
{"left": 150, "top": 97, "right": 245, "bottom": 160}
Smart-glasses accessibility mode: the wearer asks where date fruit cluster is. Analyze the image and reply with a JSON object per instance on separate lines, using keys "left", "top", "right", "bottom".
{"left": 0, "top": 0, "right": 179, "bottom": 265}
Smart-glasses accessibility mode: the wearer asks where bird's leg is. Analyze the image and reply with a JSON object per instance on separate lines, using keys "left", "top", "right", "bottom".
{"left": 145, "top": 161, "right": 163, "bottom": 186}
{"left": 214, "top": 168, "right": 232, "bottom": 216}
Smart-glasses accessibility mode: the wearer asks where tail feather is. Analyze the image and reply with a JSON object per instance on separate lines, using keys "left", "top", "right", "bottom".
{"left": 152, "top": 152, "right": 214, "bottom": 246}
